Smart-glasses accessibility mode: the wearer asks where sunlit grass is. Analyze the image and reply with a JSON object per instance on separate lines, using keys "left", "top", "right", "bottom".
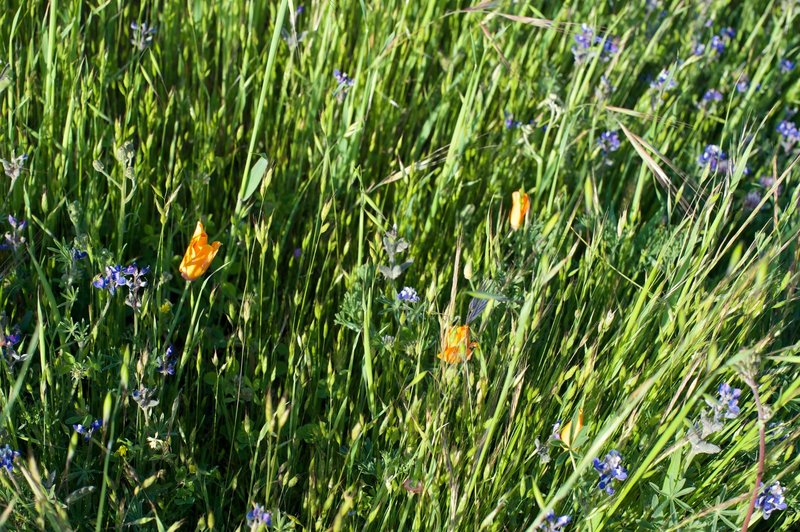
{"left": 0, "top": 0, "right": 799, "bottom": 530}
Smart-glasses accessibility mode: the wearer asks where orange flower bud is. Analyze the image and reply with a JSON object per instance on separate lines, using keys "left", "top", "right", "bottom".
{"left": 510, "top": 190, "right": 530, "bottom": 230}
{"left": 179, "top": 221, "right": 222, "bottom": 281}
{"left": 560, "top": 409, "right": 584, "bottom": 448}
{"left": 438, "top": 325, "right": 477, "bottom": 363}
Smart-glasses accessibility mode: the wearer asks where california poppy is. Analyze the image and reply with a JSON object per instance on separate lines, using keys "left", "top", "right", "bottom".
{"left": 509, "top": 190, "right": 530, "bottom": 230}
{"left": 438, "top": 325, "right": 477, "bottom": 363}
{"left": 560, "top": 409, "right": 584, "bottom": 448}
{"left": 179, "top": 221, "right": 221, "bottom": 281}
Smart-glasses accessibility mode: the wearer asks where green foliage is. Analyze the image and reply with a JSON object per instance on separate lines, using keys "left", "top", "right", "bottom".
{"left": 0, "top": 0, "right": 799, "bottom": 530}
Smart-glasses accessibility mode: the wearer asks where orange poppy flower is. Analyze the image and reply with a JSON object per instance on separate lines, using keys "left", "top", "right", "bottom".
{"left": 179, "top": 221, "right": 222, "bottom": 281}
{"left": 438, "top": 325, "right": 478, "bottom": 363}
{"left": 510, "top": 190, "right": 530, "bottom": 230}
{"left": 560, "top": 409, "right": 584, "bottom": 448}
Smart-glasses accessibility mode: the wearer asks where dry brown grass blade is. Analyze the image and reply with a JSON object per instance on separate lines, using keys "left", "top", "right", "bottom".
{"left": 453, "top": 3, "right": 573, "bottom": 33}
{"left": 618, "top": 122, "right": 696, "bottom": 215}
{"left": 606, "top": 105, "right": 692, "bottom": 131}
{"left": 479, "top": 23, "right": 511, "bottom": 70}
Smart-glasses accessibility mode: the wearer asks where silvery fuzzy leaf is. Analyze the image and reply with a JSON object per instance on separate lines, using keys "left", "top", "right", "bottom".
{"left": 378, "top": 265, "right": 399, "bottom": 279}
{"left": 534, "top": 438, "right": 551, "bottom": 464}
{"left": 132, "top": 387, "right": 160, "bottom": 410}
{"left": 394, "top": 238, "right": 409, "bottom": 254}
{"left": 378, "top": 260, "right": 413, "bottom": 280}
{"left": 700, "top": 410, "right": 724, "bottom": 438}
{"left": 66, "top": 486, "right": 96, "bottom": 505}
{"left": 687, "top": 425, "right": 721, "bottom": 458}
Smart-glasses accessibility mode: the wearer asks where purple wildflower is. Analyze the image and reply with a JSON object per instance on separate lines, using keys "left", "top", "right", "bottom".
{"left": 744, "top": 191, "right": 762, "bottom": 210}
{"left": 755, "top": 482, "right": 788, "bottom": 519}
{"left": 504, "top": 112, "right": 521, "bottom": 130}
{"left": 598, "top": 130, "right": 621, "bottom": 160}
{"left": 593, "top": 450, "right": 628, "bottom": 495}
{"left": 710, "top": 35, "right": 725, "bottom": 56}
{"left": 246, "top": 504, "right": 272, "bottom": 528}
{"left": 1, "top": 444, "right": 20, "bottom": 474}
{"left": 397, "top": 287, "right": 420, "bottom": 304}
{"left": 698, "top": 145, "right": 728, "bottom": 173}
{"left": 702, "top": 89, "right": 723, "bottom": 105}
{"left": 130, "top": 21, "right": 156, "bottom": 51}
{"left": 156, "top": 345, "right": 177, "bottom": 376}
{"left": 759, "top": 175, "right": 782, "bottom": 195}
{"left": 537, "top": 510, "right": 571, "bottom": 531}
{"left": 736, "top": 75, "right": 749, "bottom": 93}
{"left": 73, "top": 418, "right": 103, "bottom": 441}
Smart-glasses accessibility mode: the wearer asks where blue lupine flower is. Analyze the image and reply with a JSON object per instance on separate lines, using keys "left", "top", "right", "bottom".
{"left": 1, "top": 215, "right": 27, "bottom": 250}
{"left": 2, "top": 326, "right": 26, "bottom": 367}
{"left": 702, "top": 89, "right": 723, "bottom": 104}
{"left": 710, "top": 35, "right": 725, "bottom": 56}
{"left": 397, "top": 287, "right": 420, "bottom": 303}
{"left": 246, "top": 504, "right": 273, "bottom": 528}
{"left": 537, "top": 509, "right": 571, "bottom": 531}
{"left": 92, "top": 263, "right": 150, "bottom": 307}
{"left": 504, "top": 112, "right": 521, "bottom": 130}
{"left": 72, "top": 249, "right": 88, "bottom": 261}
{"left": 73, "top": 418, "right": 102, "bottom": 441}
{"left": 759, "top": 175, "right": 782, "bottom": 195}
{"left": 756, "top": 481, "right": 788, "bottom": 519}
{"left": 780, "top": 58, "right": 795, "bottom": 74}
{"left": 650, "top": 69, "right": 678, "bottom": 91}
{"left": 550, "top": 420, "right": 562, "bottom": 440}
{"left": 777, "top": 120, "right": 799, "bottom": 141}
{"left": 1, "top": 444, "right": 20, "bottom": 474}
{"left": 2, "top": 327, "right": 21, "bottom": 355}
{"left": 717, "top": 382, "right": 741, "bottom": 418}
{"left": 598, "top": 130, "right": 621, "bottom": 155}
{"left": 296, "top": 5, "right": 304, "bottom": 15}
{"left": 571, "top": 24, "right": 595, "bottom": 63}
{"left": 598, "top": 36, "right": 619, "bottom": 61}
{"left": 736, "top": 75, "right": 749, "bottom": 93}
{"left": 156, "top": 345, "right": 177, "bottom": 376}
{"left": 572, "top": 25, "right": 618, "bottom": 63}
{"left": 8, "top": 214, "right": 28, "bottom": 231}
{"left": 693, "top": 43, "right": 706, "bottom": 56}
{"left": 333, "top": 70, "right": 354, "bottom": 87}
{"left": 698, "top": 145, "right": 728, "bottom": 173}
{"left": 593, "top": 450, "right": 628, "bottom": 495}
{"left": 333, "top": 69, "right": 355, "bottom": 101}
{"left": 130, "top": 22, "right": 156, "bottom": 51}
{"left": 720, "top": 27, "right": 736, "bottom": 39}
{"left": 744, "top": 191, "right": 762, "bottom": 211}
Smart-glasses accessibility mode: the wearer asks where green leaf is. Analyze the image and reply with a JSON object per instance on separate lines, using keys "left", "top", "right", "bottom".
{"left": 241, "top": 156, "right": 268, "bottom": 202}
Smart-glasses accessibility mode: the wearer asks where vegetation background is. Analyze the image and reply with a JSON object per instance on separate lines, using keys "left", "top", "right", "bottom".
{"left": 1, "top": 0, "right": 799, "bottom": 530}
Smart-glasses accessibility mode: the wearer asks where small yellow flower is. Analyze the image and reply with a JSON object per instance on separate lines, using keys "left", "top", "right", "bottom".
{"left": 159, "top": 300, "right": 173, "bottom": 314}
{"left": 179, "top": 221, "right": 221, "bottom": 281}
{"left": 437, "top": 325, "right": 478, "bottom": 364}
{"left": 115, "top": 444, "right": 128, "bottom": 458}
{"left": 509, "top": 190, "right": 530, "bottom": 230}
{"left": 560, "top": 409, "right": 584, "bottom": 448}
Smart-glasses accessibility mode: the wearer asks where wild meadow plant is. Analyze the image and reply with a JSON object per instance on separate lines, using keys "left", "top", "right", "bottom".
{"left": 1, "top": 0, "right": 800, "bottom": 530}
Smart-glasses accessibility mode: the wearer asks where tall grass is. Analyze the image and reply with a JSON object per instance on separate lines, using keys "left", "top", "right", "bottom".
{"left": 1, "top": 0, "right": 799, "bottom": 530}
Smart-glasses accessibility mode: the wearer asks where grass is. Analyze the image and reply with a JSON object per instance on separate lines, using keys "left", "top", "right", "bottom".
{"left": 1, "top": 0, "right": 800, "bottom": 530}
